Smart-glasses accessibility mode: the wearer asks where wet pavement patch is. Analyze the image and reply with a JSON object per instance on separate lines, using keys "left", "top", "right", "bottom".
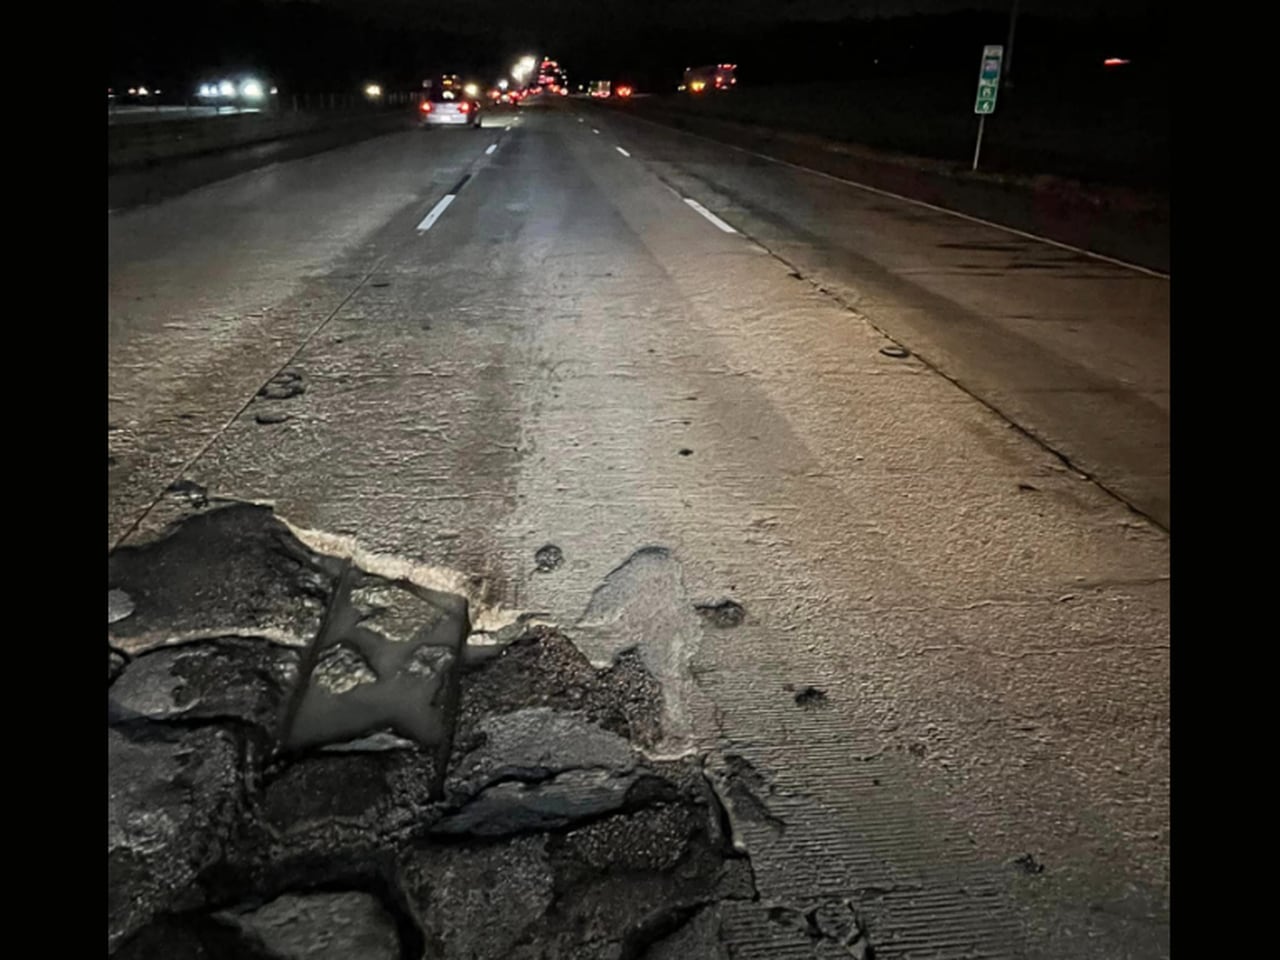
{"left": 793, "top": 685, "right": 828, "bottom": 708}
{"left": 695, "top": 599, "right": 745, "bottom": 628}
{"left": 533, "top": 543, "right": 564, "bottom": 572}
{"left": 108, "top": 503, "right": 759, "bottom": 957}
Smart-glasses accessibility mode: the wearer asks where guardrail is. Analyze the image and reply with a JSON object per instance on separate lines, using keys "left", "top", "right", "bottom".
{"left": 108, "top": 96, "right": 422, "bottom": 171}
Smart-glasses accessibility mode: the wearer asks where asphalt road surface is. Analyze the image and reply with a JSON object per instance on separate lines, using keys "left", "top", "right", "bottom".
{"left": 108, "top": 98, "right": 1169, "bottom": 958}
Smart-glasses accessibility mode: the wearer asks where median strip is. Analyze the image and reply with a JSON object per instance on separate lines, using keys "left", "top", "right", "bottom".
{"left": 682, "top": 197, "right": 737, "bottom": 234}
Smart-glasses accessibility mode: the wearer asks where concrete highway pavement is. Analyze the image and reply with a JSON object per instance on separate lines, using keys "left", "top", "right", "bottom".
{"left": 108, "top": 100, "right": 1169, "bottom": 957}
{"left": 588, "top": 104, "right": 1170, "bottom": 530}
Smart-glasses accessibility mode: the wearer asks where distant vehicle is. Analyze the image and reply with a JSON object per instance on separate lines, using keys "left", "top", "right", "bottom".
{"left": 538, "top": 58, "right": 566, "bottom": 91}
{"left": 420, "top": 86, "right": 482, "bottom": 129}
{"left": 589, "top": 80, "right": 611, "bottom": 98}
{"left": 615, "top": 84, "right": 634, "bottom": 98}
{"left": 680, "top": 64, "right": 736, "bottom": 94}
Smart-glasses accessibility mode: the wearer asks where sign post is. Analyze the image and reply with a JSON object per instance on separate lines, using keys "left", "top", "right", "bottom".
{"left": 972, "top": 44, "right": 1004, "bottom": 171}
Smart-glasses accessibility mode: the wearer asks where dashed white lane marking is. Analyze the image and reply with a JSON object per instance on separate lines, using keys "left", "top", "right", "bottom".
{"left": 616, "top": 146, "right": 631, "bottom": 157}
{"left": 683, "top": 197, "right": 737, "bottom": 234}
{"left": 416, "top": 194, "right": 456, "bottom": 233}
{"left": 592, "top": 128, "right": 600, "bottom": 134}
{"left": 617, "top": 111, "right": 1167, "bottom": 278}
{"left": 485, "top": 143, "right": 498, "bottom": 155}
{"left": 578, "top": 117, "right": 584, "bottom": 123}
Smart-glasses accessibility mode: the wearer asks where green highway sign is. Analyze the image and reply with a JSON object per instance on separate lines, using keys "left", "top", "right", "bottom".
{"left": 974, "top": 44, "right": 1004, "bottom": 114}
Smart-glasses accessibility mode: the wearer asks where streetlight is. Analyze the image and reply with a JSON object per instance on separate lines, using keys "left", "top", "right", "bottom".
{"left": 512, "top": 55, "right": 537, "bottom": 86}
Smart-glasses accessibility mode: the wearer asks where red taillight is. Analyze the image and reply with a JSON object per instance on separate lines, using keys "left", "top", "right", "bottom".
{"left": 420, "top": 100, "right": 432, "bottom": 113}
{"left": 459, "top": 101, "right": 471, "bottom": 113}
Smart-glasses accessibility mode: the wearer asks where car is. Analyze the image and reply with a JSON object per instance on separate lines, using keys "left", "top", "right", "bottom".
{"left": 419, "top": 88, "right": 482, "bottom": 129}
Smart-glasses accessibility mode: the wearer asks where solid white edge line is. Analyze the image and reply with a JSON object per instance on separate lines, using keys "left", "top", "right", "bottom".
{"left": 683, "top": 197, "right": 737, "bottom": 234}
{"left": 485, "top": 143, "right": 498, "bottom": 155}
{"left": 615, "top": 146, "right": 631, "bottom": 157}
{"left": 416, "top": 194, "right": 456, "bottom": 233}
{"left": 618, "top": 111, "right": 1167, "bottom": 279}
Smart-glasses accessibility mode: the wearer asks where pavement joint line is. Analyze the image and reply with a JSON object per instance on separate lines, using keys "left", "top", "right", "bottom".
{"left": 734, "top": 220, "right": 1170, "bottom": 532}
{"left": 605, "top": 106, "right": 1169, "bottom": 279}
{"left": 615, "top": 146, "right": 631, "bottom": 157}
{"left": 111, "top": 253, "right": 391, "bottom": 553}
{"left": 683, "top": 196, "right": 738, "bottom": 234}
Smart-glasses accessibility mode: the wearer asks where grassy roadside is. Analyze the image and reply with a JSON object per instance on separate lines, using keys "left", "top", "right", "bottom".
{"left": 642, "top": 78, "right": 1167, "bottom": 195}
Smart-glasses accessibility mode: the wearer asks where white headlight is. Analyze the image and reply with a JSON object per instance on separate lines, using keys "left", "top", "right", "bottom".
{"left": 219, "top": 81, "right": 235, "bottom": 97}
{"left": 242, "top": 80, "right": 264, "bottom": 99}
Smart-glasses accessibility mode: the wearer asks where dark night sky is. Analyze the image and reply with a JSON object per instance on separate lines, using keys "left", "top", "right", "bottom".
{"left": 111, "top": 0, "right": 1165, "bottom": 93}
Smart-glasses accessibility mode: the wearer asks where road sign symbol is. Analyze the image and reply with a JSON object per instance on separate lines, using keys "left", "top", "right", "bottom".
{"left": 974, "top": 44, "right": 1004, "bottom": 115}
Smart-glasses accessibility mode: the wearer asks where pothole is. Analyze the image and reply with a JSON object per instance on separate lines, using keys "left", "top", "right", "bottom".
{"left": 534, "top": 543, "right": 564, "bottom": 572}
{"left": 258, "top": 369, "right": 307, "bottom": 400}
{"left": 695, "top": 599, "right": 745, "bottom": 628}
{"left": 108, "top": 503, "right": 761, "bottom": 958}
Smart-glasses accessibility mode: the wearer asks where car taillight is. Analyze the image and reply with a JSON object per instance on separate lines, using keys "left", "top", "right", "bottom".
{"left": 420, "top": 101, "right": 432, "bottom": 113}
{"left": 459, "top": 101, "right": 471, "bottom": 113}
